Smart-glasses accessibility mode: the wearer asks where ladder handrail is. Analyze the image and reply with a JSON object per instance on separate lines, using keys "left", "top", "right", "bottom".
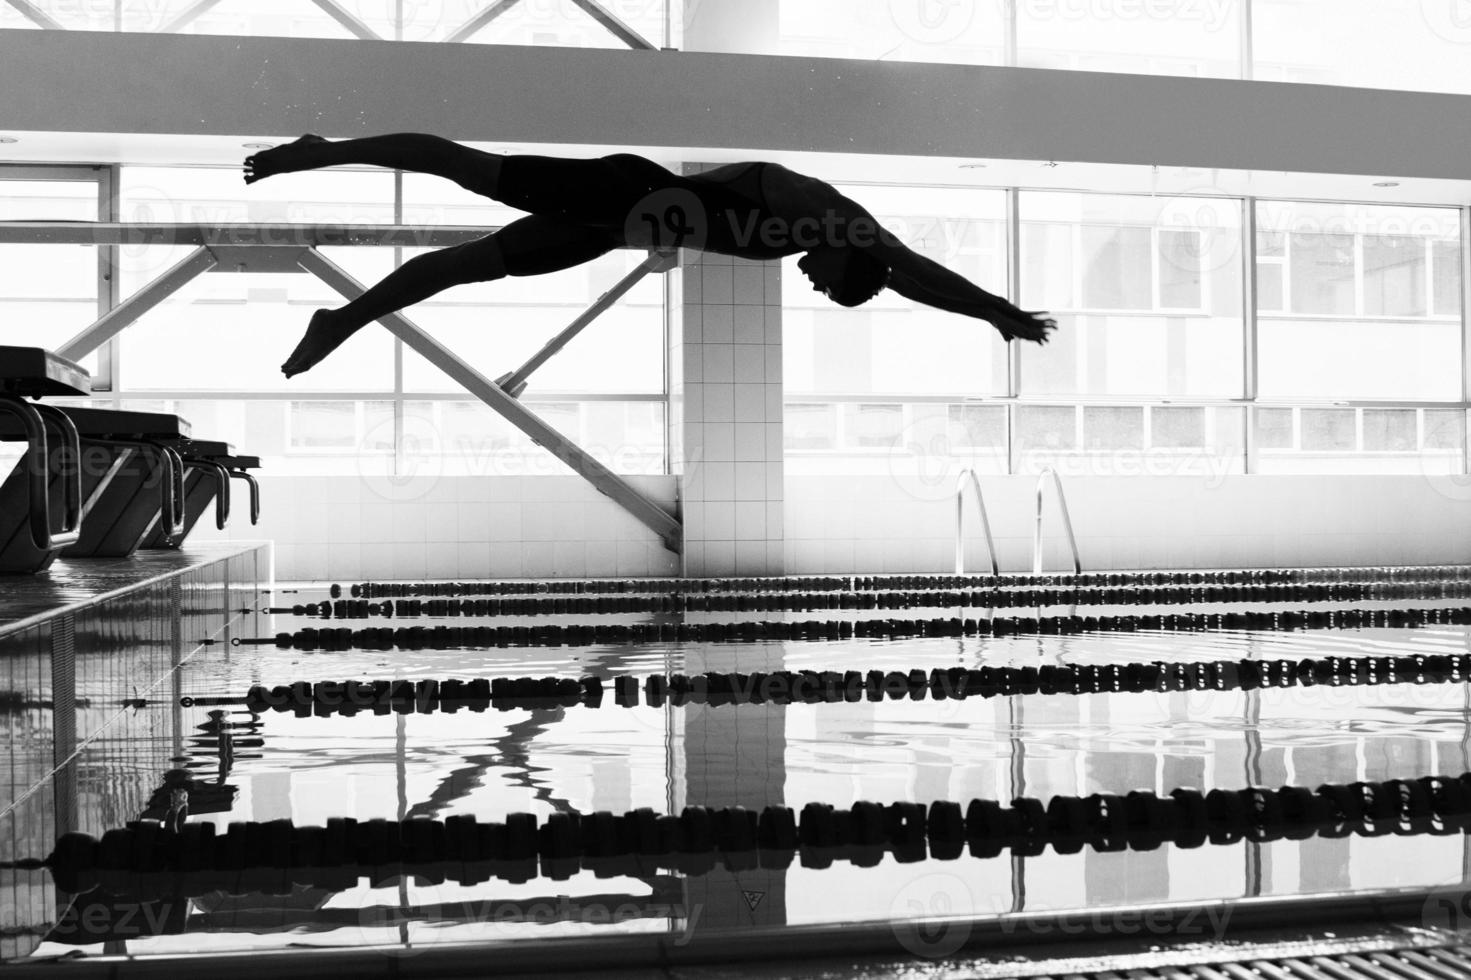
{"left": 1033, "top": 467, "right": 1081, "bottom": 575}
{"left": 954, "top": 468, "right": 999, "bottom": 576}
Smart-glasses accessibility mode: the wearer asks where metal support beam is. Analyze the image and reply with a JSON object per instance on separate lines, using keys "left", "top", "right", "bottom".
{"left": 56, "top": 246, "right": 217, "bottom": 363}
{"left": 571, "top": 0, "right": 656, "bottom": 49}
{"left": 3, "top": 0, "right": 62, "bottom": 29}
{"left": 445, "top": 0, "right": 524, "bottom": 43}
{"left": 159, "top": 0, "right": 226, "bottom": 33}
{"left": 495, "top": 250, "right": 676, "bottom": 397}
{"left": 308, "top": 0, "right": 384, "bottom": 40}
{"left": 0, "top": 222, "right": 499, "bottom": 248}
{"left": 298, "top": 248, "right": 682, "bottom": 553}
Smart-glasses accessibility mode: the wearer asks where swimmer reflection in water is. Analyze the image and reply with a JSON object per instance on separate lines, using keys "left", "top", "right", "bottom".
{"left": 244, "top": 134, "right": 1057, "bottom": 378}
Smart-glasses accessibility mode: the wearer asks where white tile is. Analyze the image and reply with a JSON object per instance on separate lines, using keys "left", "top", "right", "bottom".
{"left": 765, "top": 421, "right": 784, "bottom": 460}
{"left": 734, "top": 383, "right": 765, "bottom": 422}
{"left": 766, "top": 501, "right": 784, "bottom": 538}
{"left": 733, "top": 344, "right": 765, "bottom": 384}
{"left": 390, "top": 506, "right": 428, "bottom": 544}
{"left": 735, "top": 539, "right": 768, "bottom": 574}
{"left": 735, "top": 500, "right": 766, "bottom": 539}
{"left": 326, "top": 541, "right": 362, "bottom": 581}
{"left": 683, "top": 464, "right": 706, "bottom": 502}
{"left": 553, "top": 540, "right": 587, "bottom": 577}
{"left": 735, "top": 463, "right": 767, "bottom": 501}
{"left": 523, "top": 501, "right": 576, "bottom": 540}
{"left": 426, "top": 503, "right": 459, "bottom": 542}
{"left": 488, "top": 542, "right": 524, "bottom": 577}
{"left": 701, "top": 461, "right": 736, "bottom": 500}
{"left": 425, "top": 541, "right": 458, "bottom": 579}
{"left": 765, "top": 266, "right": 783, "bottom": 306}
{"left": 765, "top": 540, "right": 784, "bottom": 573}
{"left": 360, "top": 542, "right": 396, "bottom": 579}
{"left": 684, "top": 384, "right": 704, "bottom": 423}
{"left": 456, "top": 541, "right": 488, "bottom": 578}
{"left": 734, "top": 423, "right": 766, "bottom": 462}
{"left": 582, "top": 540, "right": 617, "bottom": 576}
{"left": 854, "top": 539, "right": 884, "bottom": 574}
{"left": 765, "top": 383, "right": 783, "bottom": 419}
{"left": 704, "top": 383, "right": 735, "bottom": 423}
{"left": 764, "top": 346, "right": 783, "bottom": 382}
{"left": 734, "top": 264, "right": 765, "bottom": 304}
{"left": 704, "top": 540, "right": 738, "bottom": 575}
{"left": 821, "top": 539, "right": 856, "bottom": 573}
{"left": 764, "top": 305, "right": 782, "bottom": 344}
{"left": 523, "top": 544, "right": 558, "bottom": 578}
{"left": 702, "top": 345, "right": 734, "bottom": 383}
{"left": 681, "top": 540, "right": 704, "bottom": 576}
{"left": 702, "top": 304, "right": 734, "bottom": 343}
{"left": 684, "top": 506, "right": 707, "bottom": 540}
{"left": 704, "top": 500, "right": 737, "bottom": 539}
{"left": 326, "top": 502, "right": 362, "bottom": 543}
{"left": 391, "top": 542, "right": 428, "bottom": 579}
{"left": 649, "top": 545, "right": 680, "bottom": 576}
{"left": 682, "top": 345, "right": 703, "bottom": 383}
{"left": 702, "top": 422, "right": 736, "bottom": 462}
{"left": 766, "top": 464, "right": 784, "bottom": 499}
{"left": 483, "top": 503, "right": 523, "bottom": 542}
{"left": 616, "top": 540, "right": 648, "bottom": 576}
{"left": 702, "top": 265, "right": 734, "bottom": 304}
{"left": 734, "top": 305, "right": 765, "bottom": 344}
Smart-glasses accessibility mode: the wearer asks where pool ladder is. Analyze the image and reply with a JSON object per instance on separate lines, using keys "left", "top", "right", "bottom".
{"left": 953, "top": 467, "right": 1081, "bottom": 575}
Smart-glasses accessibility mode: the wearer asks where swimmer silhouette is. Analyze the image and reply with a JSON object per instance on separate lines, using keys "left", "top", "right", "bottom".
{"left": 244, "top": 134, "right": 1056, "bottom": 378}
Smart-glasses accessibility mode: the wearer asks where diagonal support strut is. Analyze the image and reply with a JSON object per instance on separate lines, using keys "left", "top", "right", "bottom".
{"left": 297, "top": 248, "right": 682, "bottom": 553}
{"left": 495, "top": 249, "right": 677, "bottom": 397}
{"left": 56, "top": 246, "right": 218, "bottom": 363}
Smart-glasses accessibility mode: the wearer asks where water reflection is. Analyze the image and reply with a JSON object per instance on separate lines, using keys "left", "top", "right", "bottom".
{"left": 22, "top": 591, "right": 1471, "bottom": 958}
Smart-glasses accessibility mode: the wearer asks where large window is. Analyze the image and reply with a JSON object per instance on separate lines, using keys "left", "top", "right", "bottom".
{"left": 785, "top": 184, "right": 1467, "bottom": 478}
{"left": 0, "top": 162, "right": 667, "bottom": 477}
{"left": 1019, "top": 191, "right": 1244, "bottom": 399}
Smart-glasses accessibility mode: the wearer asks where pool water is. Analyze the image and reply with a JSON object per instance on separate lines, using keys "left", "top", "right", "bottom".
{"left": 26, "top": 584, "right": 1471, "bottom": 960}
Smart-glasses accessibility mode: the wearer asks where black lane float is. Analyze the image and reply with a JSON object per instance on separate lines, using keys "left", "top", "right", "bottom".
{"left": 234, "top": 604, "right": 1471, "bottom": 651}
{"left": 26, "top": 771, "right": 1471, "bottom": 898}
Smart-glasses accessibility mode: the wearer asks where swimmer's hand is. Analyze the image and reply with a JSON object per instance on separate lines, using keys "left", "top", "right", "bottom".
{"left": 986, "top": 302, "right": 1056, "bottom": 345}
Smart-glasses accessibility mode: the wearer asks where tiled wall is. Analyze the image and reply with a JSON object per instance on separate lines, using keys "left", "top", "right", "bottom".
{"left": 674, "top": 162, "right": 785, "bottom": 578}
{"left": 784, "top": 474, "right": 1471, "bottom": 574}
{"left": 192, "top": 475, "right": 680, "bottom": 582}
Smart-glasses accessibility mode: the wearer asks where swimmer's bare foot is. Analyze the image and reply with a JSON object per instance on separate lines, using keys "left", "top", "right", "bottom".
{"left": 282, "top": 309, "right": 355, "bottom": 378}
{"left": 244, "top": 134, "right": 330, "bottom": 185}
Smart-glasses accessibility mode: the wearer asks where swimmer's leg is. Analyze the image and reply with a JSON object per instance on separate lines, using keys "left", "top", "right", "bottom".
{"left": 282, "top": 217, "right": 616, "bottom": 378}
{"left": 246, "top": 133, "right": 503, "bottom": 197}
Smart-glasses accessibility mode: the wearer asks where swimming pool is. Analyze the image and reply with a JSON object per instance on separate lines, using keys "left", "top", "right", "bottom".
{"left": 12, "top": 566, "right": 1471, "bottom": 975}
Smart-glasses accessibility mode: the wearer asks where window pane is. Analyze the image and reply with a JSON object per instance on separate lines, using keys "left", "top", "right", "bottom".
{"left": 1017, "top": 0, "right": 1241, "bottom": 78}
{"left": 785, "top": 184, "right": 1007, "bottom": 398}
{"left": 1257, "top": 202, "right": 1462, "bottom": 401}
{"left": 1256, "top": 263, "right": 1284, "bottom": 312}
{"left": 1253, "top": 0, "right": 1471, "bottom": 95}
{"left": 1158, "top": 229, "right": 1203, "bottom": 309}
{"left": 1424, "top": 410, "right": 1466, "bottom": 451}
{"left": 947, "top": 404, "right": 1006, "bottom": 450}
{"left": 844, "top": 403, "right": 904, "bottom": 449}
{"left": 1021, "top": 192, "right": 1243, "bottom": 399}
{"left": 1083, "top": 406, "right": 1143, "bottom": 451}
{"left": 1300, "top": 409, "right": 1355, "bottom": 452}
{"left": 1361, "top": 409, "right": 1416, "bottom": 452}
{"left": 117, "top": 167, "right": 397, "bottom": 391}
{"left": 0, "top": 179, "right": 102, "bottom": 376}
{"left": 1151, "top": 407, "right": 1205, "bottom": 449}
{"left": 1016, "top": 405, "right": 1076, "bottom": 452}
{"left": 290, "top": 401, "right": 357, "bottom": 451}
{"left": 1362, "top": 235, "right": 1426, "bottom": 318}
{"left": 1432, "top": 241, "right": 1461, "bottom": 317}
{"left": 767, "top": 0, "right": 1007, "bottom": 65}
{"left": 1255, "top": 408, "right": 1294, "bottom": 450}
{"left": 785, "top": 403, "right": 837, "bottom": 451}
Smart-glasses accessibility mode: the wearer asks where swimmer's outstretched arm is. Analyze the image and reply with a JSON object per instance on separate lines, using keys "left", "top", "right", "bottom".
{"left": 874, "top": 239, "right": 1056, "bottom": 344}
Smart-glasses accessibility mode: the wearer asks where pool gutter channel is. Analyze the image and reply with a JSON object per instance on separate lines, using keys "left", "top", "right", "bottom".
{"left": 6, "top": 885, "right": 1467, "bottom": 978}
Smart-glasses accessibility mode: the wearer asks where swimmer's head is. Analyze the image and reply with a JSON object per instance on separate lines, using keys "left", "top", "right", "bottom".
{"left": 798, "top": 246, "right": 890, "bottom": 308}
